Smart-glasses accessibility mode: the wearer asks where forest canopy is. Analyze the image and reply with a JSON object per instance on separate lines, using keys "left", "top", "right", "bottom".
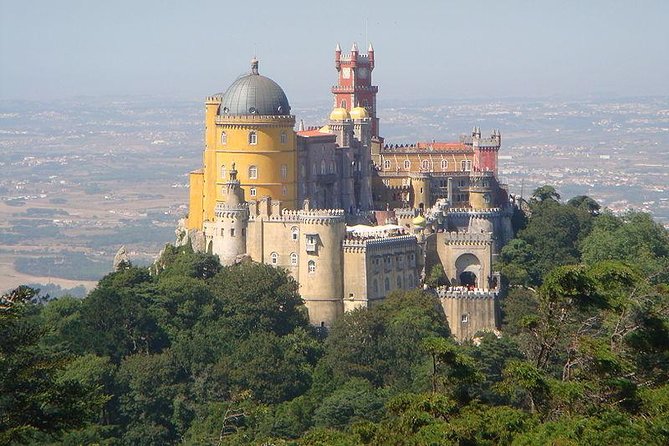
{"left": 1, "top": 187, "right": 668, "bottom": 445}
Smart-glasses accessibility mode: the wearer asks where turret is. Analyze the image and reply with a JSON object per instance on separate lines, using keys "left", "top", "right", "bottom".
{"left": 350, "top": 42, "right": 358, "bottom": 68}
{"left": 335, "top": 43, "right": 341, "bottom": 70}
{"left": 367, "top": 42, "right": 374, "bottom": 69}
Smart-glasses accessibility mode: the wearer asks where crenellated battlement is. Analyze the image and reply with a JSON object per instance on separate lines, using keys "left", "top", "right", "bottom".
{"left": 436, "top": 286, "right": 498, "bottom": 299}
{"left": 343, "top": 234, "right": 417, "bottom": 251}
{"left": 443, "top": 231, "right": 492, "bottom": 245}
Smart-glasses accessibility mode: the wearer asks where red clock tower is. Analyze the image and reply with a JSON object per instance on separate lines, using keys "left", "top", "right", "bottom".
{"left": 332, "top": 42, "right": 380, "bottom": 137}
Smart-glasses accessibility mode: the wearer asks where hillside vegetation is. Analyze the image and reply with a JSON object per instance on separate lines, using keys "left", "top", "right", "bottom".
{"left": 1, "top": 186, "right": 668, "bottom": 445}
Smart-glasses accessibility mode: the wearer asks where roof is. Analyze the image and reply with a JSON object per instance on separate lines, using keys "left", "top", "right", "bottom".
{"left": 219, "top": 60, "right": 290, "bottom": 116}
{"left": 297, "top": 129, "right": 335, "bottom": 138}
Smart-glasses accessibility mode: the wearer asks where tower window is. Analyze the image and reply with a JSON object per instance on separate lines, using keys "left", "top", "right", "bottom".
{"left": 383, "top": 159, "right": 391, "bottom": 170}
{"left": 384, "top": 277, "right": 390, "bottom": 291}
{"left": 230, "top": 228, "right": 235, "bottom": 237}
{"left": 373, "top": 279, "right": 379, "bottom": 294}
{"left": 270, "top": 252, "right": 278, "bottom": 265}
{"left": 290, "top": 252, "right": 298, "bottom": 266}
{"left": 221, "top": 131, "right": 227, "bottom": 145}
{"left": 280, "top": 164, "right": 288, "bottom": 179}
{"left": 404, "top": 160, "right": 411, "bottom": 170}
{"left": 421, "top": 159, "right": 430, "bottom": 170}
{"left": 341, "top": 100, "right": 347, "bottom": 108}
{"left": 250, "top": 187, "right": 257, "bottom": 197}
{"left": 461, "top": 314, "right": 469, "bottom": 323}
{"left": 221, "top": 164, "right": 226, "bottom": 179}
{"left": 291, "top": 226, "right": 299, "bottom": 241}
{"left": 308, "top": 260, "right": 316, "bottom": 273}
{"left": 280, "top": 131, "right": 287, "bottom": 144}
{"left": 441, "top": 159, "right": 448, "bottom": 170}
{"left": 249, "top": 165, "right": 258, "bottom": 179}
{"left": 249, "top": 131, "right": 257, "bottom": 145}
{"left": 397, "top": 276, "right": 402, "bottom": 288}
{"left": 320, "top": 160, "right": 326, "bottom": 174}
{"left": 461, "top": 160, "right": 472, "bottom": 172}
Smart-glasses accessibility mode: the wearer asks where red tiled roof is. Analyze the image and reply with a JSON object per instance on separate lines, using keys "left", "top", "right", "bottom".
{"left": 416, "top": 142, "right": 468, "bottom": 150}
{"left": 297, "top": 129, "right": 335, "bottom": 137}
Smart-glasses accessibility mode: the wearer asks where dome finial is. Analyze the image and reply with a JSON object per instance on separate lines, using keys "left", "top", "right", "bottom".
{"left": 251, "top": 57, "right": 259, "bottom": 75}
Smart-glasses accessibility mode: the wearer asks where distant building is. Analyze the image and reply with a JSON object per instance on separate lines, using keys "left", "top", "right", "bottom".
{"left": 179, "top": 45, "right": 514, "bottom": 339}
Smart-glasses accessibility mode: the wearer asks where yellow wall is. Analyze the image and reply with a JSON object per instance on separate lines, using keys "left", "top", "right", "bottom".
{"left": 187, "top": 170, "right": 204, "bottom": 229}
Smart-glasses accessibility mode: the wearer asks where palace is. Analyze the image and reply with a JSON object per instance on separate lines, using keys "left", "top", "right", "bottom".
{"left": 178, "top": 44, "right": 514, "bottom": 339}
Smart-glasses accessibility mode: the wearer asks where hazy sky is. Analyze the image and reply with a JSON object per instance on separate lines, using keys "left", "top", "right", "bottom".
{"left": 2, "top": 0, "right": 668, "bottom": 103}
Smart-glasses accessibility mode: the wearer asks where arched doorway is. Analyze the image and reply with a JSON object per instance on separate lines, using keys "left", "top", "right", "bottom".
{"left": 455, "top": 253, "right": 481, "bottom": 289}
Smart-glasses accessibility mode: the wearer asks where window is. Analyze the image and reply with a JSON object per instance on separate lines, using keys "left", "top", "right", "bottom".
{"left": 404, "top": 159, "right": 411, "bottom": 170}
{"left": 270, "top": 252, "right": 278, "bottom": 265}
{"left": 221, "top": 164, "right": 226, "bottom": 179}
{"left": 300, "top": 163, "right": 306, "bottom": 177}
{"left": 384, "top": 277, "right": 390, "bottom": 291}
{"left": 408, "top": 274, "right": 414, "bottom": 287}
{"left": 308, "top": 260, "right": 316, "bottom": 273}
{"left": 441, "top": 159, "right": 448, "bottom": 170}
{"left": 282, "top": 185, "right": 288, "bottom": 196}
{"left": 221, "top": 131, "right": 227, "bottom": 145}
{"left": 290, "top": 252, "right": 298, "bottom": 266}
{"left": 383, "top": 159, "right": 391, "bottom": 170}
{"left": 280, "top": 164, "right": 288, "bottom": 179}
{"left": 373, "top": 279, "right": 379, "bottom": 294}
{"left": 421, "top": 159, "right": 430, "bottom": 170}
{"left": 249, "top": 131, "right": 257, "bottom": 145}
{"left": 250, "top": 187, "right": 257, "bottom": 197}
{"left": 230, "top": 228, "right": 235, "bottom": 237}
{"left": 306, "top": 234, "right": 318, "bottom": 253}
{"left": 330, "top": 161, "right": 335, "bottom": 173}
{"left": 397, "top": 276, "right": 402, "bottom": 288}
{"left": 249, "top": 165, "right": 258, "bottom": 179}
{"left": 280, "top": 131, "right": 287, "bottom": 144}
{"left": 291, "top": 226, "right": 299, "bottom": 241}
{"left": 341, "top": 100, "right": 347, "bottom": 108}
{"left": 220, "top": 228, "right": 224, "bottom": 236}
{"left": 461, "top": 160, "right": 472, "bottom": 172}
{"left": 320, "top": 160, "right": 326, "bottom": 174}
{"left": 461, "top": 314, "right": 469, "bottom": 323}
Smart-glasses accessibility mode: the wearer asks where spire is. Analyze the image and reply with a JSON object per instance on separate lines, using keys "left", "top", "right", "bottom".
{"left": 351, "top": 42, "right": 358, "bottom": 52}
{"left": 335, "top": 42, "right": 341, "bottom": 52}
{"left": 229, "top": 162, "right": 238, "bottom": 181}
{"left": 250, "top": 57, "right": 259, "bottom": 75}
{"left": 368, "top": 42, "right": 374, "bottom": 52}
{"left": 298, "top": 119, "right": 305, "bottom": 131}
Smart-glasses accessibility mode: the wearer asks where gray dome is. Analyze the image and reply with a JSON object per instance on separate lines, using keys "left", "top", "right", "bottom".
{"left": 219, "top": 60, "right": 291, "bottom": 116}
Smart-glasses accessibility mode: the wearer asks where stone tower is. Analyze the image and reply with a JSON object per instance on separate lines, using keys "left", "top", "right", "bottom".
{"left": 203, "top": 165, "right": 249, "bottom": 265}
{"left": 297, "top": 208, "right": 346, "bottom": 327}
{"left": 333, "top": 42, "right": 379, "bottom": 137}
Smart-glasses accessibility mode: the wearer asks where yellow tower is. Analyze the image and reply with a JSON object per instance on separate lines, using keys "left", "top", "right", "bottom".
{"left": 188, "top": 58, "right": 297, "bottom": 230}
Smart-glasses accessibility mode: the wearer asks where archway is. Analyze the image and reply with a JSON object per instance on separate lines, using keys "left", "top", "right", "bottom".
{"left": 455, "top": 253, "right": 481, "bottom": 289}
{"left": 459, "top": 271, "right": 477, "bottom": 288}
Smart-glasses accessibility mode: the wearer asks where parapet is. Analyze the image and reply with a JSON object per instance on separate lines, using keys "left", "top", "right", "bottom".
{"left": 443, "top": 231, "right": 493, "bottom": 245}
{"left": 436, "top": 286, "right": 498, "bottom": 299}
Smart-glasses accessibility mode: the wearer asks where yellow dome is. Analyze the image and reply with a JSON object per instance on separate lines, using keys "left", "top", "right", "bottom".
{"left": 350, "top": 106, "right": 369, "bottom": 120}
{"left": 329, "top": 107, "right": 350, "bottom": 121}
{"left": 412, "top": 215, "right": 427, "bottom": 227}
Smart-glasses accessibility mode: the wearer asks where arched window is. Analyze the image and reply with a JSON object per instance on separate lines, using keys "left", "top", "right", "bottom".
{"left": 291, "top": 226, "right": 299, "bottom": 241}
{"left": 280, "top": 164, "right": 288, "bottom": 179}
{"left": 221, "top": 131, "right": 227, "bottom": 145}
{"left": 408, "top": 274, "right": 414, "bottom": 287}
{"left": 248, "top": 131, "right": 257, "bottom": 145}
{"left": 249, "top": 187, "right": 257, "bottom": 197}
{"left": 249, "top": 165, "right": 258, "bottom": 179}
{"left": 441, "top": 159, "right": 448, "bottom": 170}
{"left": 280, "top": 131, "right": 287, "bottom": 144}
{"left": 282, "top": 185, "right": 288, "bottom": 196}
{"left": 290, "top": 252, "right": 298, "bottom": 266}
{"left": 373, "top": 279, "right": 379, "bottom": 294}
{"left": 330, "top": 161, "right": 335, "bottom": 173}
{"left": 397, "top": 276, "right": 402, "bottom": 288}
{"left": 421, "top": 159, "right": 430, "bottom": 170}
{"left": 221, "top": 164, "right": 226, "bottom": 179}
{"left": 341, "top": 100, "right": 347, "bottom": 108}
{"left": 320, "top": 160, "right": 326, "bottom": 174}
{"left": 383, "top": 159, "right": 391, "bottom": 170}
{"left": 308, "top": 260, "right": 316, "bottom": 273}
{"left": 384, "top": 277, "right": 390, "bottom": 291}
{"left": 270, "top": 252, "right": 278, "bottom": 265}
{"left": 404, "top": 160, "right": 411, "bottom": 170}
{"left": 461, "top": 160, "right": 472, "bottom": 171}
